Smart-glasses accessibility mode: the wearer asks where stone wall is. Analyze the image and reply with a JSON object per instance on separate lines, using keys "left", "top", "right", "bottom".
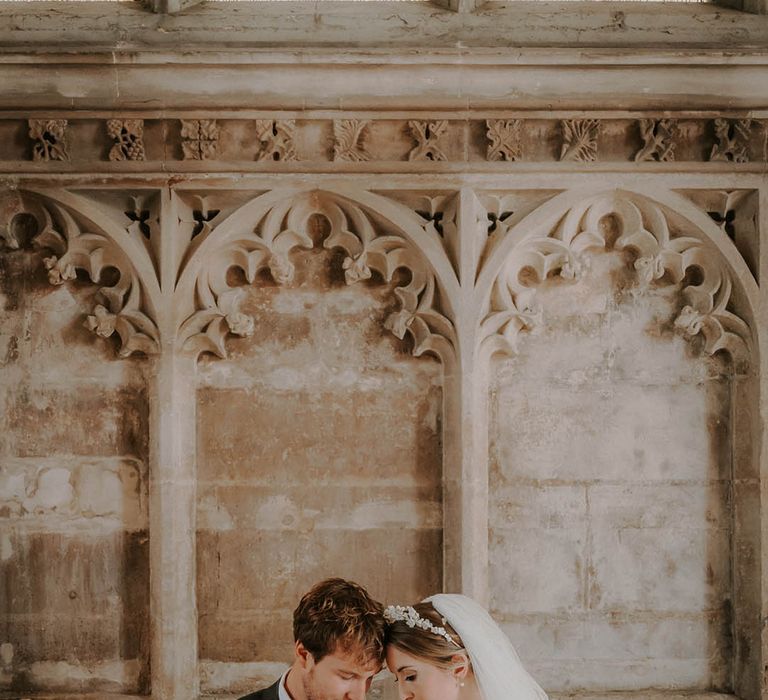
{"left": 194, "top": 240, "right": 443, "bottom": 695}
{"left": 489, "top": 251, "right": 733, "bottom": 693}
{"left": 0, "top": 246, "right": 150, "bottom": 694}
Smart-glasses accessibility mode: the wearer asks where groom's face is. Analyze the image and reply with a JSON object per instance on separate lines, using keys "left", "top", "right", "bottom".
{"left": 299, "top": 643, "right": 381, "bottom": 700}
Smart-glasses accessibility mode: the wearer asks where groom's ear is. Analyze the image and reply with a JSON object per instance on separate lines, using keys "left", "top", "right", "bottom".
{"left": 295, "top": 641, "right": 313, "bottom": 669}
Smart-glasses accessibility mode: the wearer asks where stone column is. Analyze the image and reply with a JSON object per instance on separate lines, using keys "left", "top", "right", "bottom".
{"left": 442, "top": 188, "right": 490, "bottom": 604}
{"left": 148, "top": 349, "right": 199, "bottom": 700}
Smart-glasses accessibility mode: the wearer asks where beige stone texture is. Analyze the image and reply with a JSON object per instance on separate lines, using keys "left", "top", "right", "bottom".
{"left": 489, "top": 252, "right": 736, "bottom": 693}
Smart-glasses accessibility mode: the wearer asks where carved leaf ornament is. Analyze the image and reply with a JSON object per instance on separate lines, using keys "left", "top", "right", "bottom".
{"left": 0, "top": 191, "right": 160, "bottom": 357}
{"left": 481, "top": 192, "right": 751, "bottom": 363}
{"left": 179, "top": 192, "right": 456, "bottom": 361}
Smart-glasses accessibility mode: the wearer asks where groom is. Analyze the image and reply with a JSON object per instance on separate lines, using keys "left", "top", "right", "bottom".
{"left": 239, "top": 578, "right": 386, "bottom": 700}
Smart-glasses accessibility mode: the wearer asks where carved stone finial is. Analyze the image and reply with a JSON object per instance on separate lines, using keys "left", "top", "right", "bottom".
{"left": 255, "top": 120, "right": 297, "bottom": 162}
{"left": 407, "top": 120, "right": 448, "bottom": 162}
{"left": 106, "top": 119, "right": 146, "bottom": 161}
{"left": 333, "top": 120, "right": 372, "bottom": 162}
{"left": 559, "top": 119, "right": 600, "bottom": 162}
{"left": 28, "top": 119, "right": 69, "bottom": 162}
{"left": 709, "top": 118, "right": 751, "bottom": 163}
{"left": 181, "top": 119, "right": 220, "bottom": 161}
{"left": 486, "top": 119, "right": 522, "bottom": 162}
{"left": 634, "top": 119, "right": 677, "bottom": 162}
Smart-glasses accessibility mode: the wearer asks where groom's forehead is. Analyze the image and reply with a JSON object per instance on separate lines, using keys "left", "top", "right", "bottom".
{"left": 322, "top": 649, "right": 381, "bottom": 675}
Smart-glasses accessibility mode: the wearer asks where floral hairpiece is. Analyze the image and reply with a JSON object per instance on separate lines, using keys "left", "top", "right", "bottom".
{"left": 383, "top": 605, "right": 461, "bottom": 648}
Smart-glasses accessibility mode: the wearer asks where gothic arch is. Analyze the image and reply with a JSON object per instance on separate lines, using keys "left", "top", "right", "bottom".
{"left": 173, "top": 185, "right": 460, "bottom": 365}
{"left": 475, "top": 187, "right": 758, "bottom": 366}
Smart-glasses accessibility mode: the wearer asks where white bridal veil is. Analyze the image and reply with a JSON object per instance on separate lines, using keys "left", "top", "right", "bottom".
{"left": 426, "top": 594, "right": 548, "bottom": 700}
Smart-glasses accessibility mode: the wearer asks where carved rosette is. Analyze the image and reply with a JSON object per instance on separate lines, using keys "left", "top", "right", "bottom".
{"left": 0, "top": 192, "right": 160, "bottom": 357}
{"left": 181, "top": 119, "right": 220, "bottom": 161}
{"left": 178, "top": 191, "right": 456, "bottom": 361}
{"left": 28, "top": 119, "right": 69, "bottom": 162}
{"left": 107, "top": 119, "right": 146, "bottom": 161}
{"left": 481, "top": 192, "right": 751, "bottom": 363}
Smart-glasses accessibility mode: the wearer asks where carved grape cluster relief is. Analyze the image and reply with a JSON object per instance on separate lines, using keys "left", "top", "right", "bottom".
{"left": 107, "top": 119, "right": 146, "bottom": 161}
{"left": 28, "top": 119, "right": 69, "bottom": 162}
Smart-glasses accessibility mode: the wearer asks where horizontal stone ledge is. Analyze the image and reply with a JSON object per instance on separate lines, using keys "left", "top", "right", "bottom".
{"left": 2, "top": 63, "right": 768, "bottom": 111}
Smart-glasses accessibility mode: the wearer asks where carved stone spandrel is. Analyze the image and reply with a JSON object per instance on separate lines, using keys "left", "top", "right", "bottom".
{"left": 333, "top": 119, "right": 372, "bottom": 162}
{"left": 559, "top": 119, "right": 600, "bottom": 162}
{"left": 634, "top": 119, "right": 677, "bottom": 162}
{"left": 254, "top": 119, "right": 297, "bottom": 162}
{"left": 709, "top": 118, "right": 752, "bottom": 163}
{"left": 407, "top": 120, "right": 448, "bottom": 162}
{"left": 106, "top": 119, "right": 145, "bottom": 161}
{"left": 28, "top": 119, "right": 69, "bottom": 162}
{"left": 486, "top": 119, "right": 522, "bottom": 162}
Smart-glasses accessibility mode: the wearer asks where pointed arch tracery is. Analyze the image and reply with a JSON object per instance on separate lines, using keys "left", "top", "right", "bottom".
{"left": 475, "top": 187, "right": 759, "bottom": 366}
{"left": 174, "top": 186, "right": 460, "bottom": 365}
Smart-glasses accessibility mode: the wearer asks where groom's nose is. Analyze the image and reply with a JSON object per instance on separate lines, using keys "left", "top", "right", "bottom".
{"left": 345, "top": 678, "right": 368, "bottom": 700}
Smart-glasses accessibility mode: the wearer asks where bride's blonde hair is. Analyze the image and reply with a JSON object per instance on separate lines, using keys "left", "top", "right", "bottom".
{"left": 385, "top": 602, "right": 468, "bottom": 670}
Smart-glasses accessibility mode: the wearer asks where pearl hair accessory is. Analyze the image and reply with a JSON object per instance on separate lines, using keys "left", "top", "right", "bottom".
{"left": 383, "top": 605, "right": 462, "bottom": 647}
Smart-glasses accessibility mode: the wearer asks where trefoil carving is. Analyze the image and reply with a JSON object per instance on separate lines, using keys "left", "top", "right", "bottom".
{"left": 333, "top": 120, "right": 372, "bottom": 162}
{"left": 482, "top": 192, "right": 751, "bottom": 363}
{"left": 4, "top": 193, "right": 161, "bottom": 358}
{"left": 710, "top": 118, "right": 751, "bottom": 163}
{"left": 107, "top": 119, "right": 146, "bottom": 161}
{"left": 28, "top": 119, "right": 69, "bottom": 162}
{"left": 634, "top": 119, "right": 677, "bottom": 162}
{"left": 181, "top": 119, "right": 220, "bottom": 161}
{"left": 408, "top": 121, "right": 448, "bottom": 162}
{"left": 179, "top": 191, "right": 456, "bottom": 361}
{"left": 559, "top": 119, "right": 600, "bottom": 162}
{"left": 486, "top": 120, "right": 522, "bottom": 162}
{"left": 255, "top": 120, "right": 297, "bottom": 162}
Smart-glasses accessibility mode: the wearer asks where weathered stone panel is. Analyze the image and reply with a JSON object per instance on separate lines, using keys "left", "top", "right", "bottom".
{"left": 489, "top": 251, "right": 733, "bottom": 693}
{"left": 196, "top": 257, "right": 443, "bottom": 694}
{"left": 0, "top": 249, "right": 150, "bottom": 695}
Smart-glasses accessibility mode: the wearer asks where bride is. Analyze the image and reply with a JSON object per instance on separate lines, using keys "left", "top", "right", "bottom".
{"left": 384, "top": 594, "right": 547, "bottom": 700}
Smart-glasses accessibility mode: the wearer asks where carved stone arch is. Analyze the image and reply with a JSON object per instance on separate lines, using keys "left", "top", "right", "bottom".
{"left": 0, "top": 187, "right": 162, "bottom": 357}
{"left": 475, "top": 186, "right": 758, "bottom": 366}
{"left": 174, "top": 185, "right": 460, "bottom": 366}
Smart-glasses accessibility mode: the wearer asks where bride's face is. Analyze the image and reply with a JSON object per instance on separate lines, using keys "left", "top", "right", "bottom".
{"left": 386, "top": 645, "right": 462, "bottom": 700}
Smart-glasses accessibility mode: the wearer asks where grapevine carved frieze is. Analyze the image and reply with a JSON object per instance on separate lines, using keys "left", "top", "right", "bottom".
{"left": 178, "top": 191, "right": 456, "bottom": 361}
{"left": 0, "top": 189, "right": 160, "bottom": 357}
{"left": 481, "top": 192, "right": 752, "bottom": 363}
{"left": 28, "top": 119, "right": 69, "bottom": 162}
{"left": 107, "top": 119, "right": 146, "bottom": 161}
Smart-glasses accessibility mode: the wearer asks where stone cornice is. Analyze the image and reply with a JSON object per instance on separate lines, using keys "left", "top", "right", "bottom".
{"left": 2, "top": 51, "right": 768, "bottom": 111}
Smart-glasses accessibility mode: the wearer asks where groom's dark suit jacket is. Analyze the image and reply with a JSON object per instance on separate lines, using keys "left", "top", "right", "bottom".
{"left": 238, "top": 679, "right": 280, "bottom": 700}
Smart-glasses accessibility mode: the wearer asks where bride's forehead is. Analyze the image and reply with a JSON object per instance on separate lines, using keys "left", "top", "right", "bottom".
{"left": 385, "top": 646, "right": 422, "bottom": 668}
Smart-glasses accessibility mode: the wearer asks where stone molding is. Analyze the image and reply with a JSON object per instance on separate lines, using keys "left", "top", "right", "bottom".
{"left": 0, "top": 185, "right": 756, "bottom": 366}
{"left": 2, "top": 116, "right": 766, "bottom": 168}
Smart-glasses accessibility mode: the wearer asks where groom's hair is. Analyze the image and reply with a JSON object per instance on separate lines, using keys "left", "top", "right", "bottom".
{"left": 293, "top": 578, "right": 386, "bottom": 665}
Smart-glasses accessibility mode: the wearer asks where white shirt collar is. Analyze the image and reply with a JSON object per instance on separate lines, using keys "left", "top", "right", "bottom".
{"left": 278, "top": 668, "right": 292, "bottom": 700}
